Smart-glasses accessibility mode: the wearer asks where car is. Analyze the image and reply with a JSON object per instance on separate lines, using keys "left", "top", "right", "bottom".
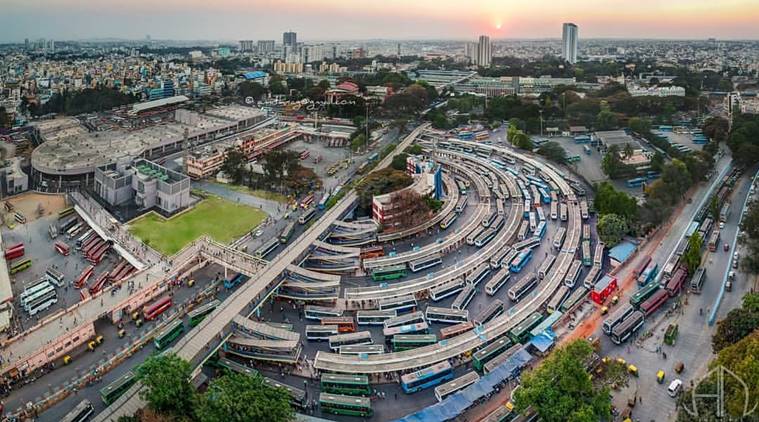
{"left": 254, "top": 229, "right": 264, "bottom": 237}
{"left": 719, "top": 221, "right": 725, "bottom": 229}
{"left": 724, "top": 243, "right": 730, "bottom": 251}
{"left": 668, "top": 379, "right": 683, "bottom": 397}
{"left": 726, "top": 280, "right": 733, "bottom": 291}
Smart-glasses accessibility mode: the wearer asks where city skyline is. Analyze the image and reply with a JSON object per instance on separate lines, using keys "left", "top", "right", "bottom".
{"left": 2, "top": 0, "right": 759, "bottom": 42}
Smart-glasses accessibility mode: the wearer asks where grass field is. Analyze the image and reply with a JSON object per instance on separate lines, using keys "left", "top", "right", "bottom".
{"left": 215, "top": 183, "right": 290, "bottom": 203}
{"left": 128, "top": 196, "right": 267, "bottom": 255}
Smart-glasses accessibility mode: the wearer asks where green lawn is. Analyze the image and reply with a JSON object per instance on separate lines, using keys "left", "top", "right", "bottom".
{"left": 128, "top": 196, "right": 267, "bottom": 255}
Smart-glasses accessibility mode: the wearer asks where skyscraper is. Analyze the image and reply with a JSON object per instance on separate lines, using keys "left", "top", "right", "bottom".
{"left": 476, "top": 35, "right": 491, "bottom": 67}
{"left": 239, "top": 40, "right": 255, "bottom": 52}
{"left": 283, "top": 31, "right": 297, "bottom": 47}
{"left": 562, "top": 23, "right": 578, "bottom": 64}
{"left": 257, "top": 40, "right": 275, "bottom": 53}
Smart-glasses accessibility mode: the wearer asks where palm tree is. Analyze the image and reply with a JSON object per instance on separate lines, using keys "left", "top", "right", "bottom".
{"left": 623, "top": 143, "right": 634, "bottom": 160}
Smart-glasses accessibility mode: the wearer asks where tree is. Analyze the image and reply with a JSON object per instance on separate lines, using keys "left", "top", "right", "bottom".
{"left": 537, "top": 141, "right": 567, "bottom": 164}
{"left": 709, "top": 196, "right": 720, "bottom": 223}
{"left": 712, "top": 309, "right": 759, "bottom": 353}
{"left": 595, "top": 110, "right": 619, "bottom": 130}
{"left": 221, "top": 149, "right": 247, "bottom": 184}
{"left": 391, "top": 153, "right": 409, "bottom": 171}
{"left": 628, "top": 117, "right": 652, "bottom": 135}
{"left": 136, "top": 353, "right": 195, "bottom": 416}
{"left": 650, "top": 151, "right": 665, "bottom": 173}
{"left": 597, "top": 214, "right": 628, "bottom": 246}
{"left": 238, "top": 81, "right": 266, "bottom": 102}
{"left": 511, "top": 131, "right": 534, "bottom": 150}
{"left": 710, "top": 331, "right": 759, "bottom": 418}
{"left": 682, "top": 232, "right": 703, "bottom": 274}
{"left": 195, "top": 371, "right": 294, "bottom": 422}
{"left": 350, "top": 133, "right": 367, "bottom": 152}
{"left": 593, "top": 182, "right": 638, "bottom": 221}
{"left": 514, "top": 340, "right": 611, "bottom": 421}
{"left": 702, "top": 116, "right": 729, "bottom": 143}
{"left": 355, "top": 168, "right": 412, "bottom": 211}
{"left": 601, "top": 145, "right": 633, "bottom": 179}
{"left": 0, "top": 107, "right": 12, "bottom": 129}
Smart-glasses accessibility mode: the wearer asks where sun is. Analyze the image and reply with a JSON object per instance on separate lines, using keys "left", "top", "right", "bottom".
{"left": 494, "top": 18, "right": 503, "bottom": 30}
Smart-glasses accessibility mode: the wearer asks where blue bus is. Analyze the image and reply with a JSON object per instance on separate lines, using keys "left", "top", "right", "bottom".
{"left": 626, "top": 177, "right": 646, "bottom": 188}
{"left": 534, "top": 221, "right": 546, "bottom": 239}
{"left": 318, "top": 193, "right": 331, "bottom": 210}
{"left": 538, "top": 188, "right": 551, "bottom": 204}
{"left": 400, "top": 361, "right": 454, "bottom": 393}
{"left": 224, "top": 273, "right": 246, "bottom": 289}
{"left": 368, "top": 152, "right": 379, "bottom": 162}
{"left": 509, "top": 249, "right": 533, "bottom": 273}
{"left": 583, "top": 145, "right": 591, "bottom": 155}
{"left": 637, "top": 261, "right": 658, "bottom": 286}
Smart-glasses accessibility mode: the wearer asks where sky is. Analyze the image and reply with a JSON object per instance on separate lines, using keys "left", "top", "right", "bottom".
{"left": 2, "top": 0, "right": 759, "bottom": 42}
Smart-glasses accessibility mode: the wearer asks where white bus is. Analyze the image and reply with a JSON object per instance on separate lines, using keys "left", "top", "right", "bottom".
{"left": 383, "top": 311, "right": 425, "bottom": 329}
{"left": 434, "top": 371, "right": 480, "bottom": 402}
{"left": 490, "top": 248, "right": 517, "bottom": 270}
{"left": 485, "top": 268, "right": 511, "bottom": 296}
{"left": 563, "top": 259, "right": 583, "bottom": 288}
{"left": 75, "top": 229, "right": 94, "bottom": 249}
{"left": 339, "top": 344, "right": 385, "bottom": 355}
{"left": 430, "top": 279, "right": 465, "bottom": 301}
{"left": 328, "top": 331, "right": 373, "bottom": 351}
{"left": 473, "top": 299, "right": 504, "bottom": 325}
{"left": 425, "top": 306, "right": 469, "bottom": 324}
{"left": 409, "top": 254, "right": 443, "bottom": 273}
{"left": 356, "top": 310, "right": 397, "bottom": 325}
{"left": 45, "top": 268, "right": 65, "bottom": 287}
{"left": 467, "top": 263, "right": 491, "bottom": 286}
{"left": 304, "top": 305, "right": 343, "bottom": 321}
{"left": 378, "top": 294, "right": 417, "bottom": 313}
{"left": 306, "top": 325, "right": 339, "bottom": 341}
{"left": 537, "top": 254, "right": 556, "bottom": 280}
{"left": 553, "top": 227, "right": 566, "bottom": 250}
{"left": 451, "top": 283, "right": 476, "bottom": 311}
{"left": 508, "top": 275, "right": 538, "bottom": 302}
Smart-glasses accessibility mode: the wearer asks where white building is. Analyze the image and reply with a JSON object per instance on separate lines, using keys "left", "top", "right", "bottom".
{"left": 562, "top": 23, "right": 579, "bottom": 64}
{"left": 476, "top": 36, "right": 492, "bottom": 67}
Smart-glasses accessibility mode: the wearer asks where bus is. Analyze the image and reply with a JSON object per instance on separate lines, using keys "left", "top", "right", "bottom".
{"left": 490, "top": 248, "right": 517, "bottom": 269}
{"left": 546, "top": 285, "right": 570, "bottom": 314}
{"left": 472, "top": 337, "right": 512, "bottom": 372}
{"left": 378, "top": 294, "right": 417, "bottom": 313}
{"left": 279, "top": 222, "right": 296, "bottom": 244}
{"left": 224, "top": 273, "right": 246, "bottom": 289}
{"left": 610, "top": 310, "right": 645, "bottom": 345}
{"left": 264, "top": 378, "right": 307, "bottom": 409}
{"left": 425, "top": 306, "right": 469, "bottom": 324}
{"left": 371, "top": 265, "right": 407, "bottom": 281}
{"left": 318, "top": 193, "right": 330, "bottom": 210}
{"left": 559, "top": 203, "right": 568, "bottom": 221}
{"left": 455, "top": 195, "right": 469, "bottom": 213}
{"left": 553, "top": 227, "right": 566, "bottom": 250}
{"left": 440, "top": 212, "right": 459, "bottom": 229}
{"left": 154, "top": 319, "right": 184, "bottom": 349}
{"left": 61, "top": 399, "right": 94, "bottom": 422}
{"left": 665, "top": 266, "right": 688, "bottom": 297}
{"left": 300, "top": 193, "right": 315, "bottom": 208}
{"left": 383, "top": 311, "right": 425, "bottom": 329}
{"left": 563, "top": 260, "right": 583, "bottom": 288}
{"left": 630, "top": 282, "right": 660, "bottom": 308}
{"left": 536, "top": 207, "right": 546, "bottom": 222}
{"left": 328, "top": 331, "right": 373, "bottom": 351}
{"left": 456, "top": 180, "right": 468, "bottom": 195}
{"left": 626, "top": 177, "right": 646, "bottom": 188}
{"left": 320, "top": 374, "right": 371, "bottom": 396}
{"left": 474, "top": 228, "right": 498, "bottom": 247}
{"left": 593, "top": 242, "right": 604, "bottom": 267}
{"left": 468, "top": 263, "right": 492, "bottom": 287}
{"left": 707, "top": 229, "right": 720, "bottom": 252}
{"left": 299, "top": 209, "right": 316, "bottom": 225}
{"left": 100, "top": 371, "right": 136, "bottom": 405}
{"left": 401, "top": 361, "right": 454, "bottom": 394}
{"left": 300, "top": 150, "right": 311, "bottom": 160}
{"left": 321, "top": 317, "right": 357, "bottom": 333}
{"left": 451, "top": 283, "right": 476, "bottom": 310}
{"left": 304, "top": 305, "right": 343, "bottom": 321}
{"left": 59, "top": 207, "right": 75, "bottom": 219}
{"left": 319, "top": 393, "right": 373, "bottom": 417}
{"left": 75, "top": 229, "right": 93, "bottom": 249}
{"left": 640, "top": 289, "right": 669, "bottom": 316}
{"left": 440, "top": 321, "right": 474, "bottom": 339}
{"left": 528, "top": 212, "right": 537, "bottom": 231}
{"left": 143, "top": 296, "right": 172, "bottom": 321}
{"left": 550, "top": 201, "right": 558, "bottom": 220}
{"left": 582, "top": 266, "right": 601, "bottom": 290}
{"left": 306, "top": 325, "right": 339, "bottom": 341}
{"left": 409, "top": 254, "right": 442, "bottom": 273}
{"left": 20, "top": 280, "right": 52, "bottom": 304}
{"left": 513, "top": 237, "right": 541, "bottom": 252}
{"left": 383, "top": 322, "right": 429, "bottom": 338}
{"left": 483, "top": 211, "right": 498, "bottom": 228}
{"left": 9, "top": 258, "right": 32, "bottom": 275}
{"left": 338, "top": 345, "right": 385, "bottom": 355}
{"left": 509, "top": 249, "right": 533, "bottom": 273}
{"left": 485, "top": 268, "right": 511, "bottom": 296}
{"left": 356, "top": 310, "right": 397, "bottom": 325}
{"left": 690, "top": 267, "right": 706, "bottom": 293}
{"left": 66, "top": 222, "right": 84, "bottom": 238}
{"left": 637, "top": 261, "right": 658, "bottom": 286}
{"left": 473, "top": 299, "right": 504, "bottom": 325}
{"left": 392, "top": 334, "right": 438, "bottom": 351}
{"left": 581, "top": 241, "right": 591, "bottom": 266}
{"left": 537, "top": 254, "right": 556, "bottom": 280}
{"left": 581, "top": 224, "right": 591, "bottom": 241}
{"left": 360, "top": 245, "right": 384, "bottom": 260}
{"left": 508, "top": 275, "right": 538, "bottom": 302}
{"left": 254, "top": 238, "right": 279, "bottom": 259}
{"left": 516, "top": 220, "right": 530, "bottom": 241}
{"left": 434, "top": 371, "right": 480, "bottom": 402}
{"left": 188, "top": 300, "right": 220, "bottom": 327}
{"left": 533, "top": 221, "right": 547, "bottom": 239}
{"left": 560, "top": 287, "right": 588, "bottom": 313}
{"left": 602, "top": 304, "right": 635, "bottom": 335}
{"left": 430, "top": 279, "right": 465, "bottom": 301}
{"left": 24, "top": 289, "right": 57, "bottom": 316}
{"left": 508, "top": 312, "right": 543, "bottom": 344}
{"left": 483, "top": 344, "right": 522, "bottom": 374}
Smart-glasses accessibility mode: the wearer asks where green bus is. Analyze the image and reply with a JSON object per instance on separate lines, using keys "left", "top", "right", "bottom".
{"left": 187, "top": 300, "right": 220, "bottom": 327}
{"left": 630, "top": 281, "right": 660, "bottom": 308}
{"left": 567, "top": 155, "right": 581, "bottom": 163}
{"left": 370, "top": 265, "right": 407, "bottom": 281}
{"left": 9, "top": 259, "right": 32, "bottom": 275}
{"left": 507, "top": 312, "right": 543, "bottom": 344}
{"left": 319, "top": 392, "right": 373, "bottom": 417}
{"left": 218, "top": 357, "right": 259, "bottom": 377}
{"left": 100, "top": 371, "right": 136, "bottom": 405}
{"left": 154, "top": 319, "right": 184, "bottom": 350}
{"left": 473, "top": 336, "right": 513, "bottom": 372}
{"left": 391, "top": 334, "right": 438, "bottom": 352}
{"left": 58, "top": 207, "right": 75, "bottom": 218}
{"left": 320, "top": 373, "right": 371, "bottom": 396}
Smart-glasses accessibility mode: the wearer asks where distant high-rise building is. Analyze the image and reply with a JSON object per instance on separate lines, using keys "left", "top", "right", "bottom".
{"left": 24, "top": 38, "right": 29, "bottom": 50}
{"left": 351, "top": 47, "right": 367, "bottom": 59}
{"left": 257, "top": 40, "right": 275, "bottom": 53}
{"left": 239, "top": 40, "right": 255, "bottom": 52}
{"left": 397, "top": 43, "right": 401, "bottom": 57}
{"left": 475, "top": 35, "right": 491, "bottom": 67}
{"left": 562, "top": 23, "right": 579, "bottom": 64}
{"left": 283, "top": 31, "right": 297, "bottom": 47}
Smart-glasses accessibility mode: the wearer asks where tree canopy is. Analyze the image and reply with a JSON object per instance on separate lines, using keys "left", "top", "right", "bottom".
{"left": 136, "top": 353, "right": 195, "bottom": 417}
{"left": 682, "top": 232, "right": 703, "bottom": 274}
{"left": 597, "top": 213, "right": 628, "bottom": 247}
{"left": 537, "top": 141, "right": 567, "bottom": 164}
{"left": 593, "top": 182, "right": 637, "bottom": 221}
{"left": 712, "top": 292, "right": 759, "bottom": 353}
{"left": 195, "top": 371, "right": 294, "bottom": 422}
{"left": 514, "top": 340, "right": 611, "bottom": 422}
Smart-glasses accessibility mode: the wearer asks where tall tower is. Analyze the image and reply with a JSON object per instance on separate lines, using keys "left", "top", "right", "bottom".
{"left": 562, "top": 23, "right": 578, "bottom": 64}
{"left": 476, "top": 35, "right": 491, "bottom": 67}
{"left": 283, "top": 31, "right": 297, "bottom": 47}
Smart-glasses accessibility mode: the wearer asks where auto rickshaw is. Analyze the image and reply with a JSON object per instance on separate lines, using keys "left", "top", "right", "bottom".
{"left": 657, "top": 370, "right": 666, "bottom": 384}
{"left": 135, "top": 318, "right": 143, "bottom": 327}
{"left": 95, "top": 335, "right": 104, "bottom": 345}
{"left": 118, "top": 329, "right": 126, "bottom": 338}
{"left": 187, "top": 279, "right": 195, "bottom": 287}
{"left": 131, "top": 311, "right": 140, "bottom": 320}
{"left": 63, "top": 355, "right": 72, "bottom": 365}
{"left": 610, "top": 295, "right": 619, "bottom": 305}
{"left": 601, "top": 306, "right": 609, "bottom": 315}
{"left": 627, "top": 364, "right": 639, "bottom": 377}
{"left": 674, "top": 361, "right": 684, "bottom": 374}
{"left": 616, "top": 357, "right": 627, "bottom": 366}
{"left": 87, "top": 340, "right": 97, "bottom": 351}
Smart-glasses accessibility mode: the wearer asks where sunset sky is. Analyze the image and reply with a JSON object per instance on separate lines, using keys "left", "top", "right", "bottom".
{"left": 2, "top": 0, "right": 758, "bottom": 41}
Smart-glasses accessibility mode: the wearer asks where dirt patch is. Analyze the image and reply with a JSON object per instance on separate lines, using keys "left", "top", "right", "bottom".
{"left": 4, "top": 193, "right": 68, "bottom": 223}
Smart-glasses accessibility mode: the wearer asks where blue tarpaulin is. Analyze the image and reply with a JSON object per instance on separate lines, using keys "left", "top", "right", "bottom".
{"left": 529, "top": 328, "right": 556, "bottom": 354}
{"left": 396, "top": 348, "right": 533, "bottom": 422}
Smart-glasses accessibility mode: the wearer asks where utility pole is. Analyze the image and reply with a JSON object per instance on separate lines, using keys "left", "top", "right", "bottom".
{"left": 539, "top": 109, "right": 544, "bottom": 137}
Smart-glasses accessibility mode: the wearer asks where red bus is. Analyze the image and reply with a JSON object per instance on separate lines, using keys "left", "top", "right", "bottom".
{"left": 633, "top": 255, "right": 651, "bottom": 277}
{"left": 300, "top": 150, "right": 310, "bottom": 160}
{"left": 300, "top": 193, "right": 315, "bottom": 209}
{"left": 75, "top": 265, "right": 95, "bottom": 289}
{"left": 360, "top": 246, "right": 384, "bottom": 260}
{"left": 440, "top": 321, "right": 473, "bottom": 339}
{"left": 79, "top": 289, "right": 91, "bottom": 302}
{"left": 4, "top": 243, "right": 24, "bottom": 260}
{"left": 639, "top": 289, "right": 669, "bottom": 316}
{"left": 665, "top": 266, "right": 688, "bottom": 297}
{"left": 83, "top": 239, "right": 104, "bottom": 256}
{"left": 143, "top": 296, "right": 173, "bottom": 321}
{"left": 88, "top": 243, "right": 111, "bottom": 264}
{"left": 320, "top": 317, "right": 356, "bottom": 333}
{"left": 54, "top": 241, "right": 70, "bottom": 256}
{"left": 81, "top": 235, "right": 100, "bottom": 253}
{"left": 590, "top": 275, "right": 617, "bottom": 305}
{"left": 89, "top": 272, "right": 110, "bottom": 295}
